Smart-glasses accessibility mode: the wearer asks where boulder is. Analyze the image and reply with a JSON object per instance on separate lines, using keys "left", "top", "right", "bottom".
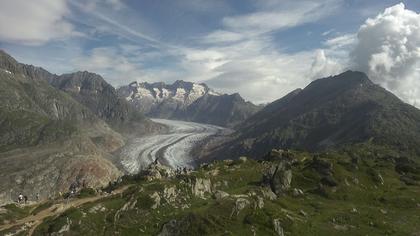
{"left": 311, "top": 156, "right": 333, "bottom": 176}
{"left": 150, "top": 192, "right": 161, "bottom": 209}
{"left": 191, "top": 178, "right": 212, "bottom": 198}
{"left": 263, "top": 161, "right": 292, "bottom": 195}
{"left": 256, "top": 196, "right": 264, "bottom": 209}
{"left": 158, "top": 219, "right": 178, "bottom": 236}
{"left": 292, "top": 188, "right": 304, "bottom": 197}
{"left": 163, "top": 186, "right": 177, "bottom": 203}
{"left": 231, "top": 198, "right": 250, "bottom": 216}
{"left": 260, "top": 187, "right": 277, "bottom": 200}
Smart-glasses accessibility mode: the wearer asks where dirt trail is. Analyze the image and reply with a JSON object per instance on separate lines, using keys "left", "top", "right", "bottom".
{"left": 0, "top": 185, "right": 131, "bottom": 235}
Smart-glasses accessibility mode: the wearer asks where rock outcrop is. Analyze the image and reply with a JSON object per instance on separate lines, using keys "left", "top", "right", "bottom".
{"left": 263, "top": 160, "right": 292, "bottom": 196}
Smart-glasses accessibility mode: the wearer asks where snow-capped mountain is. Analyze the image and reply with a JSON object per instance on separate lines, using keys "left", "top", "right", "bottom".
{"left": 119, "top": 80, "right": 220, "bottom": 110}
{"left": 118, "top": 80, "right": 219, "bottom": 115}
{"left": 118, "top": 80, "right": 260, "bottom": 127}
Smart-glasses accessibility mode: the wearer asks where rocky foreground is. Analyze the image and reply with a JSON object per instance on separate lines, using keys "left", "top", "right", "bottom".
{"left": 1, "top": 144, "right": 419, "bottom": 235}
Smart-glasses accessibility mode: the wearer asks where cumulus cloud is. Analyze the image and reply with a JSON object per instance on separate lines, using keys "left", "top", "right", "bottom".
{"left": 310, "top": 49, "right": 344, "bottom": 80}
{"left": 0, "top": 0, "right": 79, "bottom": 45}
{"left": 351, "top": 3, "right": 420, "bottom": 106}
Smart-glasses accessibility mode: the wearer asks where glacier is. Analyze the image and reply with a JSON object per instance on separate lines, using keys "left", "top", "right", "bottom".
{"left": 120, "top": 119, "right": 225, "bottom": 174}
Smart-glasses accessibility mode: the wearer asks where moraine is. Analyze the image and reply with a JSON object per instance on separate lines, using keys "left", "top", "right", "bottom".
{"left": 120, "top": 119, "right": 225, "bottom": 174}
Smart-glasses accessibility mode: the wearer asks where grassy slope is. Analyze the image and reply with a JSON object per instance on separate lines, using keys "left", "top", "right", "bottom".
{"left": 1, "top": 144, "right": 419, "bottom": 235}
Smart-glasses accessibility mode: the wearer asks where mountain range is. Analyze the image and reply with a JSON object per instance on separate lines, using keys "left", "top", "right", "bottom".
{"left": 118, "top": 80, "right": 260, "bottom": 127}
{"left": 203, "top": 71, "right": 420, "bottom": 159}
{"left": 1, "top": 50, "right": 420, "bottom": 235}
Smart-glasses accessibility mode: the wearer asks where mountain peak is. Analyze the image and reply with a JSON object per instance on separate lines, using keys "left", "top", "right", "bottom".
{"left": 310, "top": 70, "right": 372, "bottom": 88}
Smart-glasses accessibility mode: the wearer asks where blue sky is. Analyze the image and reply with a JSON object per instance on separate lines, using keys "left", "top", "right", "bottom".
{"left": 0, "top": 0, "right": 420, "bottom": 105}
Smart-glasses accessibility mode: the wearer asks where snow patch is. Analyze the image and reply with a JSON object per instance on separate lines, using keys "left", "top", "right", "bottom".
{"left": 173, "top": 88, "right": 186, "bottom": 101}
{"left": 1, "top": 69, "right": 12, "bottom": 75}
{"left": 136, "top": 87, "right": 154, "bottom": 98}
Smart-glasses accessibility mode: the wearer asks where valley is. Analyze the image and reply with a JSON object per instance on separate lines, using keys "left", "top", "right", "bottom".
{"left": 119, "top": 119, "right": 227, "bottom": 174}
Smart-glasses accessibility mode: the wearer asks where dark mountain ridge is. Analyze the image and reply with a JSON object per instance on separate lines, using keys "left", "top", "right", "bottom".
{"left": 205, "top": 71, "right": 420, "bottom": 159}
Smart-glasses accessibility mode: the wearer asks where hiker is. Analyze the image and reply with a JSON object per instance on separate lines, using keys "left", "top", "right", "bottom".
{"left": 18, "top": 193, "right": 23, "bottom": 203}
{"left": 36, "top": 193, "right": 40, "bottom": 201}
{"left": 24, "top": 195, "right": 28, "bottom": 204}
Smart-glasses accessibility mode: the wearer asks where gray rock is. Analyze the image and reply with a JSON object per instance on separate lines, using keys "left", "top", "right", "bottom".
{"left": 292, "top": 188, "right": 304, "bottom": 197}
{"left": 263, "top": 161, "right": 292, "bottom": 195}
{"left": 163, "top": 186, "right": 177, "bottom": 203}
{"left": 214, "top": 190, "right": 229, "bottom": 200}
{"left": 231, "top": 198, "right": 250, "bottom": 216}
{"left": 158, "top": 219, "right": 178, "bottom": 236}
{"left": 150, "top": 192, "right": 161, "bottom": 209}
{"left": 273, "top": 218, "right": 284, "bottom": 236}
{"left": 191, "top": 178, "right": 212, "bottom": 199}
{"left": 260, "top": 187, "right": 277, "bottom": 200}
{"left": 256, "top": 196, "right": 264, "bottom": 209}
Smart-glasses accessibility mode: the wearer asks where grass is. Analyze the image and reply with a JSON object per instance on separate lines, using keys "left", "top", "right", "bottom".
{"left": 5, "top": 144, "right": 420, "bottom": 235}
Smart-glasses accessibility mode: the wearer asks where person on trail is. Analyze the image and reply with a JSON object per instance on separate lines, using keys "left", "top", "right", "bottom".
{"left": 18, "top": 193, "right": 23, "bottom": 203}
{"left": 24, "top": 195, "right": 28, "bottom": 204}
{"left": 36, "top": 193, "right": 40, "bottom": 201}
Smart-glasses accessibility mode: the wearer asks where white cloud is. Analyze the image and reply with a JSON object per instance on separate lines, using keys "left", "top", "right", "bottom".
{"left": 0, "top": 0, "right": 80, "bottom": 45}
{"left": 351, "top": 3, "right": 420, "bottom": 106}
{"left": 201, "top": 30, "right": 244, "bottom": 44}
{"left": 222, "top": 0, "right": 340, "bottom": 35}
{"left": 324, "top": 34, "right": 357, "bottom": 50}
{"left": 310, "top": 49, "right": 343, "bottom": 80}
{"left": 180, "top": 0, "right": 343, "bottom": 103}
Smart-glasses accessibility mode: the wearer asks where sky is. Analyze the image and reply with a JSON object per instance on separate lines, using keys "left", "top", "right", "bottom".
{"left": 0, "top": 0, "right": 419, "bottom": 106}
